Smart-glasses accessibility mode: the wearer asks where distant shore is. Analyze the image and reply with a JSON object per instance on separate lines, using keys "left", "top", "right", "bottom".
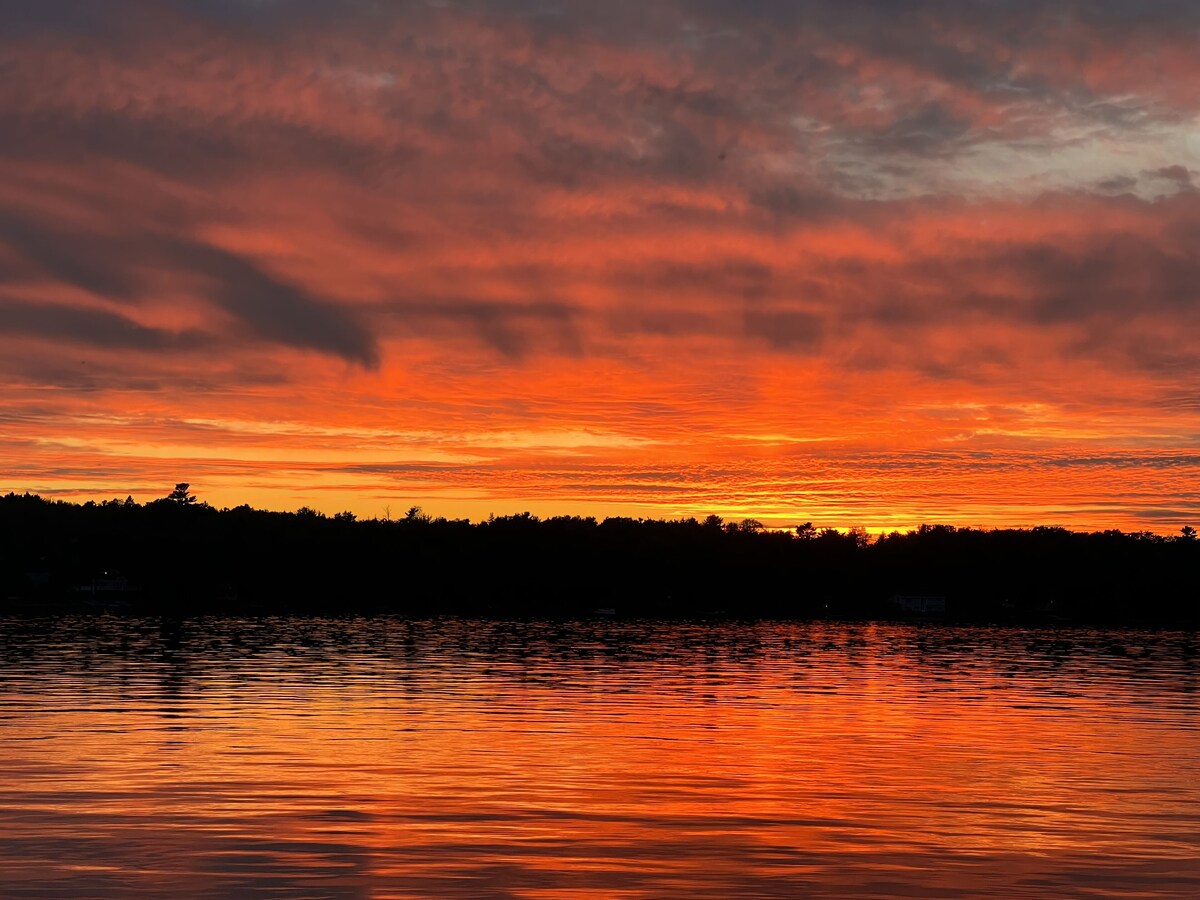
{"left": 3, "top": 492, "right": 1197, "bottom": 625}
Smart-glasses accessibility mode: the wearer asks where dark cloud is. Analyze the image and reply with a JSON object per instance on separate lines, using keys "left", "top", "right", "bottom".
{"left": 860, "top": 210, "right": 1200, "bottom": 326}
{"left": 1039, "top": 453, "right": 1200, "bottom": 469}
{"left": 517, "top": 116, "right": 724, "bottom": 189}
{"left": 0, "top": 297, "right": 208, "bottom": 351}
{"left": 746, "top": 186, "right": 846, "bottom": 221}
{"left": 1128, "top": 504, "right": 1200, "bottom": 520}
{"left": 1153, "top": 393, "right": 1200, "bottom": 414}
{"left": 688, "top": 0, "right": 1200, "bottom": 36}
{"left": 607, "top": 308, "right": 717, "bottom": 338}
{"left": 743, "top": 310, "right": 824, "bottom": 351}
{"left": 0, "top": 0, "right": 121, "bottom": 37}
{"left": 166, "top": 242, "right": 380, "bottom": 369}
{"left": 0, "top": 214, "right": 142, "bottom": 300}
{"left": 1065, "top": 0, "right": 1200, "bottom": 30}
{"left": 0, "top": 110, "right": 418, "bottom": 186}
{"left": 161, "top": 0, "right": 395, "bottom": 26}
{"left": 615, "top": 261, "right": 774, "bottom": 300}
{"left": 1097, "top": 175, "right": 1138, "bottom": 193}
{"left": 862, "top": 102, "right": 975, "bottom": 158}
{"left": 0, "top": 0, "right": 419, "bottom": 37}
{"left": 0, "top": 211, "right": 379, "bottom": 368}
{"left": 1147, "top": 165, "right": 1195, "bottom": 187}
{"left": 985, "top": 236, "right": 1200, "bottom": 323}
{"left": 380, "top": 300, "right": 580, "bottom": 359}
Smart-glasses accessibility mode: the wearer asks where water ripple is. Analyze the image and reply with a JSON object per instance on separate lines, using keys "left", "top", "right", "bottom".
{"left": 0, "top": 618, "right": 1197, "bottom": 897}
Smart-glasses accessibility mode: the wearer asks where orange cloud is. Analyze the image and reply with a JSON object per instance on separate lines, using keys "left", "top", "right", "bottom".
{"left": 2, "top": 2, "right": 1199, "bottom": 531}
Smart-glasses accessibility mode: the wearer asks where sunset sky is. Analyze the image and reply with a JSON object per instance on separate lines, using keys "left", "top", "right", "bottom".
{"left": 3, "top": 1, "right": 1199, "bottom": 531}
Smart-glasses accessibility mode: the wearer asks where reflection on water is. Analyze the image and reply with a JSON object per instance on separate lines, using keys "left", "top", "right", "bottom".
{"left": 0, "top": 618, "right": 1197, "bottom": 898}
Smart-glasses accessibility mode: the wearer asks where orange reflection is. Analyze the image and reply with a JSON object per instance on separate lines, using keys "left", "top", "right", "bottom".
{"left": 1, "top": 622, "right": 1197, "bottom": 897}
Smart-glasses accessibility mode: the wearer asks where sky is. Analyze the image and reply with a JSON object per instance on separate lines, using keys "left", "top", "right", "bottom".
{"left": 2, "top": 0, "right": 1199, "bottom": 532}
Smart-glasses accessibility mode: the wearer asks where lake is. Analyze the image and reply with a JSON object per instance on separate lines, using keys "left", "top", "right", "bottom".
{"left": 0, "top": 618, "right": 1197, "bottom": 898}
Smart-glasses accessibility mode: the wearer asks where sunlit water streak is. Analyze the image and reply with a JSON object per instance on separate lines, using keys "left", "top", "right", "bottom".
{"left": 0, "top": 618, "right": 1197, "bottom": 898}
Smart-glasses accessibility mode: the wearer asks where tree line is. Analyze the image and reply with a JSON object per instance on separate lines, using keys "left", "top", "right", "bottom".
{"left": 1, "top": 487, "right": 1196, "bottom": 623}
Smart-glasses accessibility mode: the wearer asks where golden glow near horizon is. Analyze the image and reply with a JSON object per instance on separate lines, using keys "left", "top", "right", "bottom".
{"left": 2, "top": 3, "right": 1200, "bottom": 532}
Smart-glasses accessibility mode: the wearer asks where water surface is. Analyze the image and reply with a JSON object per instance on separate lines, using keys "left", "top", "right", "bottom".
{"left": 1, "top": 618, "right": 1197, "bottom": 897}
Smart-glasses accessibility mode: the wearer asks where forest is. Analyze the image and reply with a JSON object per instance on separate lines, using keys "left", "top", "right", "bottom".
{"left": 1, "top": 487, "right": 1197, "bottom": 624}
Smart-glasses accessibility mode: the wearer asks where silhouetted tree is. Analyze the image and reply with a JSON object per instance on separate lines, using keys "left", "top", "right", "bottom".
{"left": 167, "top": 483, "right": 196, "bottom": 505}
{"left": 1, "top": 491, "right": 1197, "bottom": 623}
{"left": 404, "top": 505, "right": 431, "bottom": 524}
{"left": 848, "top": 526, "right": 871, "bottom": 549}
